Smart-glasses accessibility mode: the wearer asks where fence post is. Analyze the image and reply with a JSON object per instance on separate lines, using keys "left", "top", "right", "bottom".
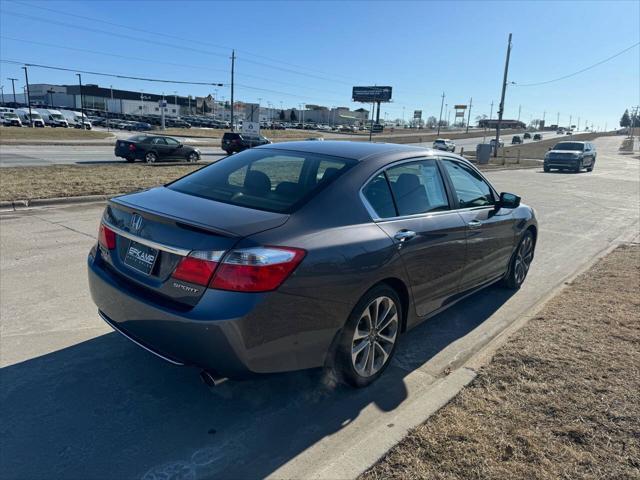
{"left": 502, "top": 148, "right": 506, "bottom": 165}
{"left": 460, "top": 147, "right": 464, "bottom": 156}
{"left": 517, "top": 149, "right": 521, "bottom": 164}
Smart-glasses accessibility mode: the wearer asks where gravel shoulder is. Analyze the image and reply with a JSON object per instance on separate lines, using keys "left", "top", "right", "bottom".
{"left": 362, "top": 244, "right": 640, "bottom": 480}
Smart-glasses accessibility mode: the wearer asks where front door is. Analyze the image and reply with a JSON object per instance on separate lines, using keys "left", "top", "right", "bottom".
{"left": 363, "top": 158, "right": 468, "bottom": 319}
{"left": 440, "top": 158, "right": 516, "bottom": 291}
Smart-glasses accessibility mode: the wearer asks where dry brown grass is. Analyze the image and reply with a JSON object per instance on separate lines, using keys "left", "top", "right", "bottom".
{"left": 0, "top": 127, "right": 112, "bottom": 141}
{"left": 0, "top": 164, "right": 200, "bottom": 201}
{"left": 363, "top": 244, "right": 640, "bottom": 480}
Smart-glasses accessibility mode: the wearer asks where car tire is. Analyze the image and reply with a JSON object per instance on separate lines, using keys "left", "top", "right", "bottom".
{"left": 145, "top": 151, "right": 158, "bottom": 164}
{"left": 501, "top": 230, "right": 534, "bottom": 290}
{"left": 587, "top": 160, "right": 595, "bottom": 172}
{"left": 333, "top": 284, "right": 402, "bottom": 388}
{"left": 574, "top": 161, "right": 582, "bottom": 173}
{"left": 451, "top": 147, "right": 456, "bottom": 153}
{"left": 187, "top": 152, "right": 199, "bottom": 163}
{"left": 543, "top": 166, "right": 550, "bottom": 172}
{"left": 126, "top": 155, "right": 135, "bottom": 163}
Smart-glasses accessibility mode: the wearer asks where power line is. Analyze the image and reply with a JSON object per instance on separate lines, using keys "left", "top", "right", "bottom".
{"left": 0, "top": 60, "right": 225, "bottom": 86}
{"left": 8, "top": 0, "right": 361, "bottom": 83}
{"left": 515, "top": 42, "right": 640, "bottom": 87}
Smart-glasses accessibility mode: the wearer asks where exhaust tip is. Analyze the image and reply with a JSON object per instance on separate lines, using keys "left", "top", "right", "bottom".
{"left": 200, "top": 370, "right": 227, "bottom": 387}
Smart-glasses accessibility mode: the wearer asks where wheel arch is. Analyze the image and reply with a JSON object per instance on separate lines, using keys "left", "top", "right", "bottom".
{"left": 375, "top": 277, "right": 411, "bottom": 333}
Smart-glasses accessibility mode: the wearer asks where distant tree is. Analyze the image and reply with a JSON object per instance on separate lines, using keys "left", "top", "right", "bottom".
{"left": 279, "top": 110, "right": 285, "bottom": 121}
{"left": 475, "top": 114, "right": 488, "bottom": 122}
{"left": 290, "top": 110, "right": 297, "bottom": 122}
{"left": 426, "top": 116, "right": 437, "bottom": 128}
{"left": 620, "top": 109, "right": 631, "bottom": 127}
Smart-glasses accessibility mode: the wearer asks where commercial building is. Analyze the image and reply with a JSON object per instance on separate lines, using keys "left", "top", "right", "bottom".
{"left": 477, "top": 118, "right": 526, "bottom": 129}
{"left": 2, "top": 82, "right": 369, "bottom": 125}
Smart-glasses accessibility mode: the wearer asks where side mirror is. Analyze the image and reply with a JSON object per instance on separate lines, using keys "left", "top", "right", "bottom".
{"left": 498, "top": 192, "right": 521, "bottom": 209}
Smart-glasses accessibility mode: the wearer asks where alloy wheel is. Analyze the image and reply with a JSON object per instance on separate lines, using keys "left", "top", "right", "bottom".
{"left": 514, "top": 234, "right": 534, "bottom": 285}
{"left": 145, "top": 152, "right": 157, "bottom": 163}
{"left": 351, "top": 296, "right": 399, "bottom": 377}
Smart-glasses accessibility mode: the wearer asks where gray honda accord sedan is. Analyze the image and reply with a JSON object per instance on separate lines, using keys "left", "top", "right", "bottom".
{"left": 88, "top": 141, "right": 537, "bottom": 387}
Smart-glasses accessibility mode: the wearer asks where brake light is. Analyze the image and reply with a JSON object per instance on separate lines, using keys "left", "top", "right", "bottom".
{"left": 172, "top": 250, "right": 224, "bottom": 286}
{"left": 128, "top": 144, "right": 136, "bottom": 151}
{"left": 210, "top": 247, "right": 306, "bottom": 292}
{"left": 98, "top": 223, "right": 116, "bottom": 249}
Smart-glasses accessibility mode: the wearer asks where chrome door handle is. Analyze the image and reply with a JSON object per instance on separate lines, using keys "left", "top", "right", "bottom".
{"left": 394, "top": 230, "right": 416, "bottom": 242}
{"left": 467, "top": 220, "right": 482, "bottom": 229}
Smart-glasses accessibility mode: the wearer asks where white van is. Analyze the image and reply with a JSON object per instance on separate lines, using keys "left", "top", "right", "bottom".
{"left": 36, "top": 109, "right": 69, "bottom": 128}
{"left": 16, "top": 108, "right": 45, "bottom": 127}
{"left": 60, "top": 109, "right": 92, "bottom": 129}
{"left": 0, "top": 111, "right": 23, "bottom": 127}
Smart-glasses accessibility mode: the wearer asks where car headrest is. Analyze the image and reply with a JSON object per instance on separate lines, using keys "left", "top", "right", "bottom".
{"left": 244, "top": 170, "right": 271, "bottom": 195}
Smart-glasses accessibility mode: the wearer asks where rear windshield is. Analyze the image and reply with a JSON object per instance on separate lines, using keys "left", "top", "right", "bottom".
{"left": 168, "top": 148, "right": 356, "bottom": 213}
{"left": 553, "top": 142, "right": 584, "bottom": 151}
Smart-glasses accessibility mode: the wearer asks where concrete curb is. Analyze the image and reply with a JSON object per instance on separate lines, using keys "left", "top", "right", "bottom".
{"left": 0, "top": 194, "right": 115, "bottom": 211}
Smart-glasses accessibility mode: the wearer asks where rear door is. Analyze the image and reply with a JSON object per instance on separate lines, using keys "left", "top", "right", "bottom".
{"left": 149, "top": 137, "right": 171, "bottom": 159}
{"left": 363, "top": 158, "right": 468, "bottom": 317}
{"left": 440, "top": 158, "right": 516, "bottom": 290}
{"left": 164, "top": 136, "right": 183, "bottom": 160}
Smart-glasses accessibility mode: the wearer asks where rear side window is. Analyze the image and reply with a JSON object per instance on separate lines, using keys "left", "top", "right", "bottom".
{"left": 168, "top": 148, "right": 355, "bottom": 213}
{"left": 362, "top": 159, "right": 449, "bottom": 218}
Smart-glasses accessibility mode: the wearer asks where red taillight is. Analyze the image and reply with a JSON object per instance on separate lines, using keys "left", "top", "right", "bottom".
{"left": 98, "top": 223, "right": 116, "bottom": 249}
{"left": 172, "top": 251, "right": 224, "bottom": 286}
{"left": 128, "top": 144, "right": 136, "bottom": 151}
{"left": 210, "top": 247, "right": 306, "bottom": 292}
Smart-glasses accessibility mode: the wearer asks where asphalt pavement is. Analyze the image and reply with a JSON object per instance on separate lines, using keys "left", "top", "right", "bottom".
{"left": 1, "top": 136, "right": 637, "bottom": 479}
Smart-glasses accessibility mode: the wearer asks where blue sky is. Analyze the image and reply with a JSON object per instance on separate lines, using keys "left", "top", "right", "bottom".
{"left": 1, "top": 0, "right": 638, "bottom": 128}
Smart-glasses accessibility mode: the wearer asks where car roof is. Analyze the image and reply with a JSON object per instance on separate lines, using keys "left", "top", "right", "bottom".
{"left": 258, "top": 140, "right": 430, "bottom": 161}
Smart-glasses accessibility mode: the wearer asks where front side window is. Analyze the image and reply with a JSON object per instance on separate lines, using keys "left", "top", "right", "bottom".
{"left": 168, "top": 148, "right": 354, "bottom": 213}
{"left": 165, "top": 137, "right": 180, "bottom": 146}
{"left": 151, "top": 137, "right": 167, "bottom": 145}
{"left": 442, "top": 160, "right": 494, "bottom": 208}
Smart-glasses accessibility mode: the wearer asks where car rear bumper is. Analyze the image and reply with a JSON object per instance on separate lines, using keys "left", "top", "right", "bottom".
{"left": 88, "top": 253, "right": 338, "bottom": 377}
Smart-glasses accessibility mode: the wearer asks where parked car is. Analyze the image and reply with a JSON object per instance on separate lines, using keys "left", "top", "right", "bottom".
{"left": 523, "top": 132, "right": 532, "bottom": 139}
{"left": 221, "top": 132, "right": 271, "bottom": 154}
{"left": 125, "top": 122, "right": 153, "bottom": 131}
{"left": 114, "top": 135, "right": 201, "bottom": 163}
{"left": 432, "top": 138, "right": 456, "bottom": 152}
{"left": 533, "top": 133, "right": 543, "bottom": 140}
{"left": 544, "top": 141, "right": 596, "bottom": 173}
{"left": 566, "top": 131, "right": 572, "bottom": 135}
{"left": 88, "top": 141, "right": 537, "bottom": 387}
{"left": 511, "top": 135, "right": 523, "bottom": 144}
{"left": 0, "top": 111, "right": 22, "bottom": 127}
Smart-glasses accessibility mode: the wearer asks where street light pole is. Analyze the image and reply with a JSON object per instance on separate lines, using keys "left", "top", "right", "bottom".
{"left": 494, "top": 33, "right": 512, "bottom": 158}
{"left": 437, "top": 92, "right": 445, "bottom": 135}
{"left": 8, "top": 77, "right": 18, "bottom": 105}
{"left": 466, "top": 97, "right": 473, "bottom": 133}
{"left": 230, "top": 49, "right": 235, "bottom": 131}
{"left": 76, "top": 73, "right": 85, "bottom": 129}
{"left": 22, "top": 66, "right": 33, "bottom": 127}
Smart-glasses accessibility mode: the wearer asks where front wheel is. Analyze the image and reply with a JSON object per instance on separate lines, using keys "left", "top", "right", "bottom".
{"left": 333, "top": 285, "right": 402, "bottom": 388}
{"left": 543, "top": 166, "right": 550, "bottom": 172}
{"left": 502, "top": 230, "right": 534, "bottom": 290}
{"left": 574, "top": 161, "right": 582, "bottom": 173}
{"left": 187, "top": 151, "right": 199, "bottom": 163}
{"left": 145, "top": 151, "right": 158, "bottom": 164}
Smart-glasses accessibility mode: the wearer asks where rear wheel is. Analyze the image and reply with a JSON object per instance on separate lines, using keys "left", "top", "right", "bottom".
{"left": 333, "top": 285, "right": 401, "bottom": 388}
{"left": 145, "top": 151, "right": 158, "bottom": 164}
{"left": 125, "top": 155, "right": 135, "bottom": 163}
{"left": 502, "top": 230, "right": 534, "bottom": 290}
{"left": 187, "top": 151, "right": 199, "bottom": 163}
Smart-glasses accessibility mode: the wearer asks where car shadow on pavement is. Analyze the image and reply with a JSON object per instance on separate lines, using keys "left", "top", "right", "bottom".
{"left": 0, "top": 285, "right": 513, "bottom": 480}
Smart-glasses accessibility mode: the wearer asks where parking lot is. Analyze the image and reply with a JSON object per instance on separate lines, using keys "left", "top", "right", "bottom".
{"left": 1, "top": 136, "right": 637, "bottom": 479}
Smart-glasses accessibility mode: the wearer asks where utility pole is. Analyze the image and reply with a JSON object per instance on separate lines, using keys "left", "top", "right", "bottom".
{"left": 230, "top": 49, "right": 235, "bottom": 131}
{"left": 437, "top": 92, "right": 445, "bottom": 135}
{"left": 161, "top": 92, "right": 165, "bottom": 130}
{"left": 0, "top": 85, "right": 4, "bottom": 105}
{"left": 466, "top": 97, "right": 473, "bottom": 133}
{"left": 517, "top": 104, "right": 521, "bottom": 122}
{"left": 569, "top": 114, "right": 572, "bottom": 131}
{"left": 76, "top": 73, "right": 85, "bottom": 129}
{"left": 8, "top": 77, "right": 18, "bottom": 104}
{"left": 577, "top": 117, "right": 580, "bottom": 131}
{"left": 494, "top": 33, "right": 512, "bottom": 157}
{"left": 556, "top": 112, "right": 560, "bottom": 128}
{"left": 369, "top": 100, "right": 374, "bottom": 142}
{"left": 489, "top": 101, "right": 494, "bottom": 120}
{"left": 22, "top": 66, "right": 33, "bottom": 127}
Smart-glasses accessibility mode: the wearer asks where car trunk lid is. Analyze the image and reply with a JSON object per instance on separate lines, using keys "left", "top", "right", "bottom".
{"left": 101, "top": 187, "right": 289, "bottom": 307}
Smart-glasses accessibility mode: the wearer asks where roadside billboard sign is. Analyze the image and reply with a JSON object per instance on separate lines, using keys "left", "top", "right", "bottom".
{"left": 413, "top": 110, "right": 422, "bottom": 119}
{"left": 352, "top": 86, "right": 392, "bottom": 103}
{"left": 454, "top": 104, "right": 467, "bottom": 110}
